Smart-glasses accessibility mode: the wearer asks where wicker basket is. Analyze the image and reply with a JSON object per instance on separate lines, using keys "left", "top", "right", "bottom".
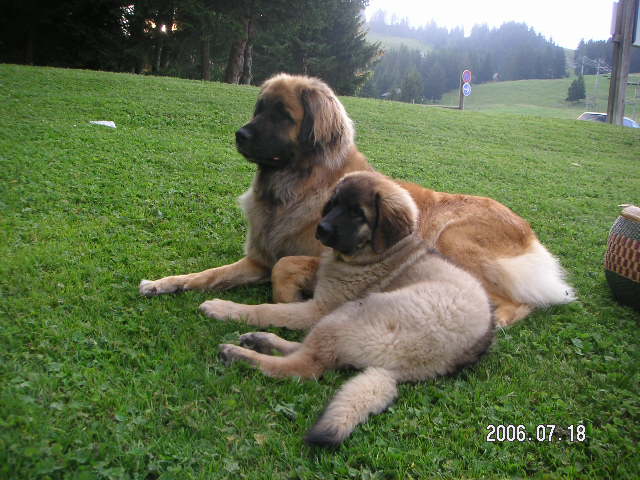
{"left": 604, "top": 205, "right": 640, "bottom": 311}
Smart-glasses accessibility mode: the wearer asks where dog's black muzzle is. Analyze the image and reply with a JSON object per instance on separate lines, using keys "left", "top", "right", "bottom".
{"left": 316, "top": 220, "right": 337, "bottom": 248}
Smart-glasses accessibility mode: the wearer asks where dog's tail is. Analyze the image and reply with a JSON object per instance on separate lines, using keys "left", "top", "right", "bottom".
{"left": 493, "top": 240, "right": 576, "bottom": 307}
{"left": 305, "top": 367, "right": 398, "bottom": 448}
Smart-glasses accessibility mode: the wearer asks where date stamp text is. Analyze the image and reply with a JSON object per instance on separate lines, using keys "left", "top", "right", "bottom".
{"left": 486, "top": 424, "right": 587, "bottom": 442}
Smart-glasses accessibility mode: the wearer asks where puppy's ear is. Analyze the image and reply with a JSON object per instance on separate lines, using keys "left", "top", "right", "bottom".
{"left": 372, "top": 191, "right": 416, "bottom": 253}
{"left": 299, "top": 87, "right": 347, "bottom": 150}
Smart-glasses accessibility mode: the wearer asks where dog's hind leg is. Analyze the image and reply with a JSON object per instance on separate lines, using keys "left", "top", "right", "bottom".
{"left": 219, "top": 317, "right": 339, "bottom": 377}
{"left": 239, "top": 332, "right": 302, "bottom": 355}
{"left": 491, "top": 294, "right": 533, "bottom": 327}
{"left": 218, "top": 344, "right": 328, "bottom": 379}
{"left": 271, "top": 256, "right": 320, "bottom": 303}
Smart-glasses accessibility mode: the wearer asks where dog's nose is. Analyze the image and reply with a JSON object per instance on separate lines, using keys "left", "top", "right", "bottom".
{"left": 316, "top": 221, "right": 333, "bottom": 243}
{"left": 235, "top": 127, "right": 252, "bottom": 145}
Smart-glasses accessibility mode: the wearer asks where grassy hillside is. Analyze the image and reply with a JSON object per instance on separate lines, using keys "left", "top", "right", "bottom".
{"left": 367, "top": 31, "right": 432, "bottom": 54}
{"left": 440, "top": 74, "right": 640, "bottom": 120}
{"left": 564, "top": 48, "right": 576, "bottom": 74}
{"left": 1, "top": 64, "right": 639, "bottom": 479}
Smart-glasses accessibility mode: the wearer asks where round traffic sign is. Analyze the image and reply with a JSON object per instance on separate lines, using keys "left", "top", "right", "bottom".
{"left": 462, "top": 69, "right": 472, "bottom": 83}
{"left": 462, "top": 82, "right": 472, "bottom": 96}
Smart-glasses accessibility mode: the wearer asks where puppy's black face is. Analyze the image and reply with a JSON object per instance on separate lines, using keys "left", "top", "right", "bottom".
{"left": 316, "top": 178, "right": 375, "bottom": 255}
{"left": 236, "top": 96, "right": 297, "bottom": 168}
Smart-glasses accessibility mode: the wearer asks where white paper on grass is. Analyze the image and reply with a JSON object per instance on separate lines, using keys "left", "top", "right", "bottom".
{"left": 90, "top": 121, "right": 116, "bottom": 128}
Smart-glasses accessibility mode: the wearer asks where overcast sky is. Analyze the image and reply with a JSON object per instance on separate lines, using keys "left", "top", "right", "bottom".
{"left": 365, "top": 0, "right": 614, "bottom": 49}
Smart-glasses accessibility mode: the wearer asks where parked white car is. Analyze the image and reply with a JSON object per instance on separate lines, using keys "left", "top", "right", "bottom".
{"left": 577, "top": 112, "right": 640, "bottom": 128}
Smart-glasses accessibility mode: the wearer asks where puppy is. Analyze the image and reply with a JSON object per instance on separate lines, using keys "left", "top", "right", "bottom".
{"left": 213, "top": 171, "right": 495, "bottom": 447}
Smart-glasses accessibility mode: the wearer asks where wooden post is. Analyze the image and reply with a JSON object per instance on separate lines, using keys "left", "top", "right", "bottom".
{"left": 607, "top": 0, "right": 636, "bottom": 125}
{"left": 458, "top": 74, "right": 464, "bottom": 110}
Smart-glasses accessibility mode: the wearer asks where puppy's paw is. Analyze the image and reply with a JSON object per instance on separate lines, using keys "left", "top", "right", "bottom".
{"left": 139, "top": 278, "right": 182, "bottom": 296}
{"left": 239, "top": 332, "right": 277, "bottom": 354}
{"left": 200, "top": 299, "right": 248, "bottom": 321}
{"left": 218, "top": 344, "right": 249, "bottom": 366}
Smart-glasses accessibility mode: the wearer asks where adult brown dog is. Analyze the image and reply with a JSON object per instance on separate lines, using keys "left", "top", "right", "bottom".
{"left": 140, "top": 73, "right": 574, "bottom": 326}
{"left": 214, "top": 172, "right": 495, "bottom": 447}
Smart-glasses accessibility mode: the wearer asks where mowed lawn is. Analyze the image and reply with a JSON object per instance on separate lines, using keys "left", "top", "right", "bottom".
{"left": 1, "top": 64, "right": 639, "bottom": 479}
{"left": 440, "top": 74, "right": 640, "bottom": 120}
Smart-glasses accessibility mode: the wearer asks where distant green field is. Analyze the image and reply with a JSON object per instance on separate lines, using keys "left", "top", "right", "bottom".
{"left": 366, "top": 31, "right": 432, "bottom": 54}
{"left": 564, "top": 48, "right": 577, "bottom": 76}
{"left": 440, "top": 74, "right": 640, "bottom": 120}
{"left": 1, "top": 64, "right": 639, "bottom": 479}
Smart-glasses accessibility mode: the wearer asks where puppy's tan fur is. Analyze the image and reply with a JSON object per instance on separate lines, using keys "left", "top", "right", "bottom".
{"left": 215, "top": 172, "right": 495, "bottom": 447}
{"left": 140, "top": 73, "right": 573, "bottom": 326}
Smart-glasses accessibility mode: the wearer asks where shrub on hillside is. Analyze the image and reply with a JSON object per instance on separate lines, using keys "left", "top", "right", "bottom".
{"left": 567, "top": 75, "right": 586, "bottom": 101}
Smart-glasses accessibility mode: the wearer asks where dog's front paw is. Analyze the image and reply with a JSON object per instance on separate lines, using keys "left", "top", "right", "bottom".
{"left": 139, "top": 278, "right": 183, "bottom": 296}
{"left": 200, "top": 299, "right": 248, "bottom": 321}
{"left": 218, "top": 343, "right": 250, "bottom": 366}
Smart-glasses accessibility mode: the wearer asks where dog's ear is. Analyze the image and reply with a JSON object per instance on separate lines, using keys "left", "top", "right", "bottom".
{"left": 372, "top": 191, "right": 416, "bottom": 253}
{"left": 299, "top": 87, "right": 348, "bottom": 150}
{"left": 299, "top": 89, "right": 315, "bottom": 149}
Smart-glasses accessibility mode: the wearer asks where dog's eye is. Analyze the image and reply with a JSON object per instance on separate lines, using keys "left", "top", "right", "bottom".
{"left": 274, "top": 102, "right": 294, "bottom": 123}
{"left": 349, "top": 206, "right": 365, "bottom": 218}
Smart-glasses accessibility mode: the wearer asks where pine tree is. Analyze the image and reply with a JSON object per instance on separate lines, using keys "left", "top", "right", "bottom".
{"left": 400, "top": 68, "right": 423, "bottom": 103}
{"left": 251, "top": 0, "right": 379, "bottom": 94}
{"left": 566, "top": 75, "right": 586, "bottom": 101}
{"left": 423, "top": 61, "right": 447, "bottom": 101}
{"left": 313, "top": 0, "right": 380, "bottom": 95}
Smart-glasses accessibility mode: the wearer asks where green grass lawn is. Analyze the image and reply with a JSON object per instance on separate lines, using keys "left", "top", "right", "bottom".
{"left": 440, "top": 74, "right": 640, "bottom": 120}
{"left": 1, "top": 64, "right": 639, "bottom": 479}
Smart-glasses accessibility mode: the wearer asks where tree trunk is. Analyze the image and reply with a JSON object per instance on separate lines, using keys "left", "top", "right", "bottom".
{"left": 224, "top": 16, "right": 249, "bottom": 84}
{"left": 154, "top": 40, "right": 163, "bottom": 73}
{"left": 128, "top": 4, "right": 148, "bottom": 74}
{"left": 224, "top": 38, "right": 246, "bottom": 84}
{"left": 24, "top": 27, "right": 36, "bottom": 65}
{"left": 162, "top": 43, "right": 171, "bottom": 70}
{"left": 240, "top": 43, "right": 252, "bottom": 84}
{"left": 240, "top": 18, "right": 255, "bottom": 85}
{"left": 154, "top": 7, "right": 174, "bottom": 74}
{"left": 202, "top": 36, "right": 211, "bottom": 81}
